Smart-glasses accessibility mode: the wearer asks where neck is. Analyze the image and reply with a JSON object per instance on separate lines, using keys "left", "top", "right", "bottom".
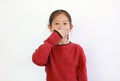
{"left": 57, "top": 38, "right": 70, "bottom": 45}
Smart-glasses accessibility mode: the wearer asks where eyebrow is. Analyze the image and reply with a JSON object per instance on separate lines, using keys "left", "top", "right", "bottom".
{"left": 53, "top": 20, "right": 69, "bottom": 22}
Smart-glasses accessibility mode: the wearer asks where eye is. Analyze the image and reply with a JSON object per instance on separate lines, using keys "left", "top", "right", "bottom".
{"left": 55, "top": 23, "right": 59, "bottom": 25}
{"left": 64, "top": 23, "right": 67, "bottom": 25}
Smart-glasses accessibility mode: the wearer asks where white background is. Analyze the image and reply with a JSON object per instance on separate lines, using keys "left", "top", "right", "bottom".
{"left": 0, "top": 0, "right": 120, "bottom": 81}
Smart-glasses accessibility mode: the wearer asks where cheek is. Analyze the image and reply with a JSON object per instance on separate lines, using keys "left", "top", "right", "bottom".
{"left": 51, "top": 25, "right": 59, "bottom": 30}
{"left": 50, "top": 26, "right": 56, "bottom": 31}
{"left": 66, "top": 25, "right": 71, "bottom": 29}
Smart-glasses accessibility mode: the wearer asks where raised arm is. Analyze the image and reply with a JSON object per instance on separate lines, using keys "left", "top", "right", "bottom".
{"left": 32, "top": 30, "right": 62, "bottom": 66}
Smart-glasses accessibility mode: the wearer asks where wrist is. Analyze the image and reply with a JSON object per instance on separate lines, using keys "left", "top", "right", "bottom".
{"left": 54, "top": 30, "right": 63, "bottom": 39}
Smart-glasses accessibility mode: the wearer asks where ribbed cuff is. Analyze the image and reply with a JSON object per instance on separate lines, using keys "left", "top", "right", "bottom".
{"left": 44, "top": 30, "right": 62, "bottom": 45}
{"left": 54, "top": 30, "right": 63, "bottom": 39}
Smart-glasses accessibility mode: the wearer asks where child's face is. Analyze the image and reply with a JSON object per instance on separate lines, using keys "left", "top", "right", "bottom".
{"left": 48, "top": 14, "right": 72, "bottom": 32}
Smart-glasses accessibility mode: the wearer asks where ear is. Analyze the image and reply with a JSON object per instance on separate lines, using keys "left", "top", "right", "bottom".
{"left": 70, "top": 24, "right": 73, "bottom": 31}
{"left": 48, "top": 25, "right": 52, "bottom": 32}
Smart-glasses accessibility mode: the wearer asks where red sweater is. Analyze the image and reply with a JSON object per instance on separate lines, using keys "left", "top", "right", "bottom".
{"left": 32, "top": 31, "right": 87, "bottom": 81}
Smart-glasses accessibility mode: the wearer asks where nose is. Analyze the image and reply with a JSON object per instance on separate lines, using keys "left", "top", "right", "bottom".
{"left": 58, "top": 24, "right": 64, "bottom": 29}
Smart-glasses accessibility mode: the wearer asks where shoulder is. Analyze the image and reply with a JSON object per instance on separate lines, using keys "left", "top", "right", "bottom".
{"left": 71, "top": 42, "right": 86, "bottom": 61}
{"left": 70, "top": 42, "right": 85, "bottom": 53}
{"left": 71, "top": 42, "right": 83, "bottom": 50}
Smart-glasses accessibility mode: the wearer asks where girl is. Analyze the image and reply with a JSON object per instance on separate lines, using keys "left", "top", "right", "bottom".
{"left": 32, "top": 9, "right": 87, "bottom": 81}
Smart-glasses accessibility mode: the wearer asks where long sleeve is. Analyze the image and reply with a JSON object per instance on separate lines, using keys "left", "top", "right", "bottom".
{"left": 77, "top": 48, "right": 88, "bottom": 81}
{"left": 32, "top": 30, "right": 62, "bottom": 66}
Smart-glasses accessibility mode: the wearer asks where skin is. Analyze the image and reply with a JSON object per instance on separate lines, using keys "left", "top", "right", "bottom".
{"left": 48, "top": 14, "right": 73, "bottom": 45}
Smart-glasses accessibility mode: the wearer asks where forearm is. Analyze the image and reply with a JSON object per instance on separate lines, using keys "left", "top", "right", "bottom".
{"left": 77, "top": 65, "right": 87, "bottom": 81}
{"left": 32, "top": 30, "right": 62, "bottom": 66}
{"left": 77, "top": 48, "right": 88, "bottom": 81}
